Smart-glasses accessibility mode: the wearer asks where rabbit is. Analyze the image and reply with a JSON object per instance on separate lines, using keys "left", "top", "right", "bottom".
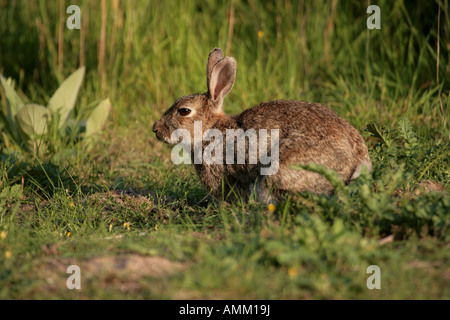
{"left": 153, "top": 48, "right": 372, "bottom": 204}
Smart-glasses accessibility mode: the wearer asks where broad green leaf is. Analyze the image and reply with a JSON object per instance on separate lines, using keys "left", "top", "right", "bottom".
{"left": 15, "top": 104, "right": 51, "bottom": 138}
{"left": 0, "top": 74, "right": 24, "bottom": 117}
{"left": 85, "top": 98, "right": 111, "bottom": 137}
{"left": 48, "top": 67, "right": 85, "bottom": 128}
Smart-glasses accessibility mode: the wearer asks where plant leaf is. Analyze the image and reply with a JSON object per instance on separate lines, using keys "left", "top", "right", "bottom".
{"left": 47, "top": 67, "right": 85, "bottom": 128}
{"left": 397, "top": 117, "right": 416, "bottom": 144}
{"left": 366, "top": 120, "right": 392, "bottom": 148}
{"left": 0, "top": 74, "right": 24, "bottom": 117}
{"left": 85, "top": 98, "right": 111, "bottom": 137}
{"left": 0, "top": 78, "right": 28, "bottom": 151}
{"left": 15, "top": 104, "right": 51, "bottom": 138}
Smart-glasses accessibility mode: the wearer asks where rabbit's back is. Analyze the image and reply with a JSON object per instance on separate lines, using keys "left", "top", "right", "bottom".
{"left": 238, "top": 100, "right": 354, "bottom": 138}
{"left": 236, "top": 100, "right": 371, "bottom": 193}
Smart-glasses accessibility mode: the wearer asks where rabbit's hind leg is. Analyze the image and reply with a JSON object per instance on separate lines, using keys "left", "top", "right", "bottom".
{"left": 268, "top": 164, "right": 335, "bottom": 195}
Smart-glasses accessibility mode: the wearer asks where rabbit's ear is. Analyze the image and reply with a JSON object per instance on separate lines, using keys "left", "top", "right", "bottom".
{"left": 208, "top": 57, "right": 236, "bottom": 110}
{"left": 206, "top": 48, "right": 224, "bottom": 91}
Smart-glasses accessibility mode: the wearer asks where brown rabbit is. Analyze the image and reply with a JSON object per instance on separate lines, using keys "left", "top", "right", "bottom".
{"left": 153, "top": 48, "right": 372, "bottom": 203}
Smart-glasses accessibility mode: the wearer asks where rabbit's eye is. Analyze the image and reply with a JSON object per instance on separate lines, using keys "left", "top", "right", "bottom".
{"left": 178, "top": 108, "right": 192, "bottom": 116}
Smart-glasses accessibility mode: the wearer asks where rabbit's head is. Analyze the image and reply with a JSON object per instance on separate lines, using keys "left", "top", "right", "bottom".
{"left": 153, "top": 48, "right": 236, "bottom": 145}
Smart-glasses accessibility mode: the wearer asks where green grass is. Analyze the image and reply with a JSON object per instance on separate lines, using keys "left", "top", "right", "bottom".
{"left": 0, "top": 0, "right": 449, "bottom": 299}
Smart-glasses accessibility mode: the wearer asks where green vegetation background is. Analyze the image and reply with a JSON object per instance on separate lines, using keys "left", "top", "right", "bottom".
{"left": 0, "top": 0, "right": 449, "bottom": 299}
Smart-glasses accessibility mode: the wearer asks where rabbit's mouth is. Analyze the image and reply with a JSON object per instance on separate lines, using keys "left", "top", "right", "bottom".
{"left": 154, "top": 133, "right": 167, "bottom": 143}
{"left": 152, "top": 120, "right": 170, "bottom": 144}
{"left": 153, "top": 131, "right": 172, "bottom": 145}
{"left": 153, "top": 128, "right": 180, "bottom": 146}
{"left": 153, "top": 120, "right": 194, "bottom": 145}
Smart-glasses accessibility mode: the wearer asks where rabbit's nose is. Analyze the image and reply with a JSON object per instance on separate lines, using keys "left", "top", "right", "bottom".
{"left": 152, "top": 121, "right": 160, "bottom": 133}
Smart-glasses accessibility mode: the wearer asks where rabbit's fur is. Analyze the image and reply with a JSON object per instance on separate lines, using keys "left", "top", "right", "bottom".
{"left": 153, "top": 48, "right": 372, "bottom": 203}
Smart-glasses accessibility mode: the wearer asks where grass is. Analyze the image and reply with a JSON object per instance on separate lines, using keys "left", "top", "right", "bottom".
{"left": 0, "top": 0, "right": 449, "bottom": 299}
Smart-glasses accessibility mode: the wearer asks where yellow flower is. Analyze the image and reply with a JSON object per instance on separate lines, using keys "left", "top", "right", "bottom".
{"left": 67, "top": 231, "right": 71, "bottom": 237}
{"left": 267, "top": 203, "right": 276, "bottom": 213}
{"left": 123, "top": 222, "right": 130, "bottom": 230}
{"left": 0, "top": 231, "right": 6, "bottom": 240}
{"left": 5, "top": 250, "right": 12, "bottom": 259}
{"left": 109, "top": 224, "right": 113, "bottom": 232}
{"left": 155, "top": 224, "right": 159, "bottom": 231}
{"left": 288, "top": 267, "right": 298, "bottom": 278}
{"left": 257, "top": 30, "right": 264, "bottom": 38}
